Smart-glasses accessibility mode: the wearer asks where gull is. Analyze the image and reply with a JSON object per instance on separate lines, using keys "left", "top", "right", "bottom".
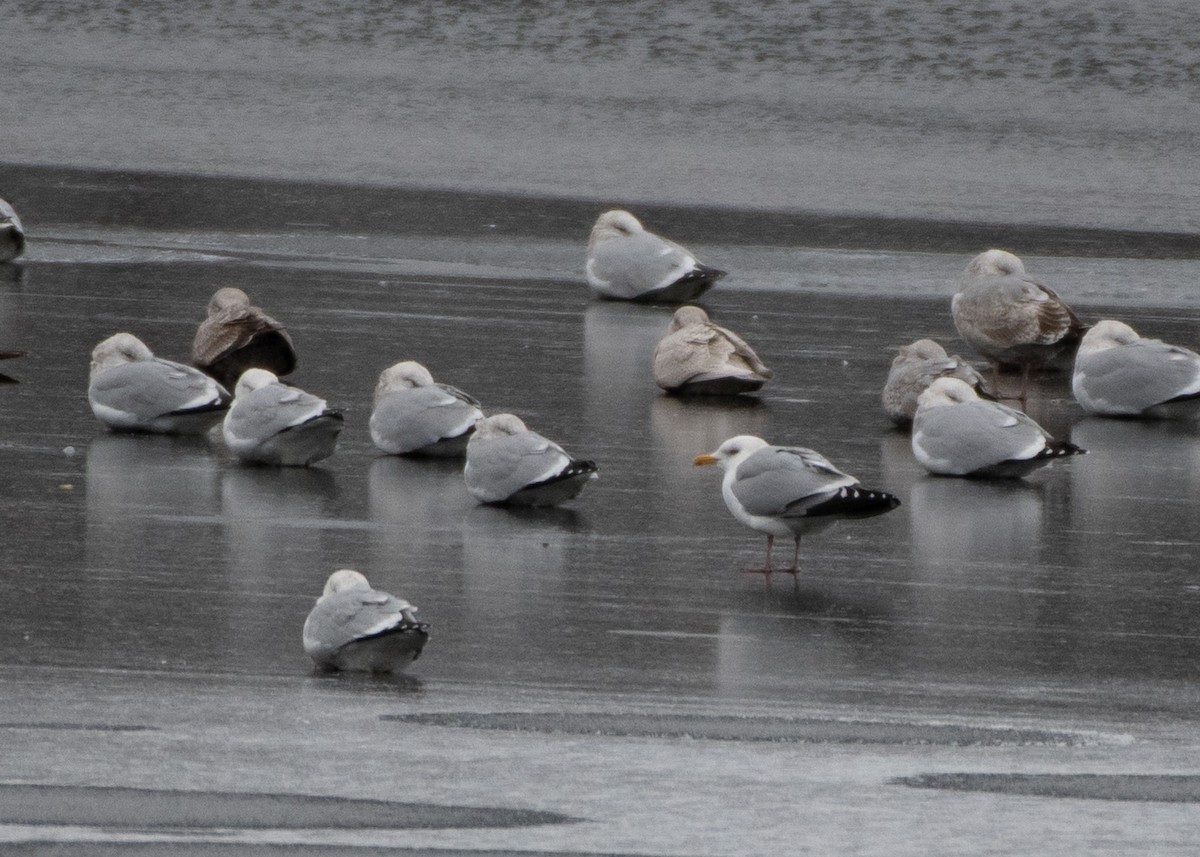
{"left": 192, "top": 287, "right": 297, "bottom": 388}
{"left": 88, "top": 332, "right": 231, "bottom": 434}
{"left": 369, "top": 361, "right": 484, "bottom": 456}
{"left": 951, "top": 249, "right": 1086, "bottom": 401}
{"left": 302, "top": 569, "right": 429, "bottom": 673}
{"left": 1073, "top": 319, "right": 1200, "bottom": 419}
{"left": 0, "top": 197, "right": 25, "bottom": 263}
{"left": 585, "top": 210, "right": 726, "bottom": 302}
{"left": 653, "top": 305, "right": 772, "bottom": 395}
{"left": 912, "top": 377, "right": 1085, "bottom": 477}
{"left": 693, "top": 435, "right": 900, "bottom": 574}
{"left": 882, "top": 338, "right": 991, "bottom": 425}
{"left": 222, "top": 368, "right": 343, "bottom": 466}
{"left": 464, "top": 414, "right": 598, "bottom": 506}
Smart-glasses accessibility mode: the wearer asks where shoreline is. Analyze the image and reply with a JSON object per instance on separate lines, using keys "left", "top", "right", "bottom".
{"left": 5, "top": 162, "right": 1200, "bottom": 261}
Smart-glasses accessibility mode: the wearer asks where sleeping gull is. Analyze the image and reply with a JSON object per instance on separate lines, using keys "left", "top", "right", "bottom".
{"left": 464, "top": 413, "right": 598, "bottom": 506}
{"left": 693, "top": 435, "right": 900, "bottom": 574}
{"left": 222, "top": 368, "right": 343, "bottom": 466}
{"left": 585, "top": 210, "right": 726, "bottom": 302}
{"left": 302, "top": 569, "right": 429, "bottom": 673}
{"left": 951, "top": 249, "right": 1086, "bottom": 401}
{"left": 0, "top": 197, "right": 24, "bottom": 263}
{"left": 369, "top": 361, "right": 484, "bottom": 456}
{"left": 88, "top": 332, "right": 231, "bottom": 434}
{"left": 912, "top": 377, "right": 1085, "bottom": 478}
{"left": 1073, "top": 319, "right": 1200, "bottom": 419}
{"left": 192, "top": 287, "right": 297, "bottom": 388}
{"left": 653, "top": 306, "right": 772, "bottom": 395}
{"left": 881, "top": 338, "right": 991, "bottom": 425}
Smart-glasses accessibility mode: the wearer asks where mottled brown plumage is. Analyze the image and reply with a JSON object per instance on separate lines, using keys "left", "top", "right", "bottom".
{"left": 652, "top": 306, "right": 772, "bottom": 395}
{"left": 191, "top": 287, "right": 296, "bottom": 388}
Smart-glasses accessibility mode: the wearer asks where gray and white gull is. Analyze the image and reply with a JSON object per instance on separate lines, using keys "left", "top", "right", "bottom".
{"left": 464, "top": 414, "right": 597, "bottom": 506}
{"left": 1072, "top": 319, "right": 1200, "bottom": 419}
{"left": 585, "top": 210, "right": 725, "bottom": 302}
{"left": 369, "top": 361, "right": 484, "bottom": 456}
{"left": 222, "top": 368, "right": 343, "bottom": 466}
{"left": 302, "top": 569, "right": 428, "bottom": 673}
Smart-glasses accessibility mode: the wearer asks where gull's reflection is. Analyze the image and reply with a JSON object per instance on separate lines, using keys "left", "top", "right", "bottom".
{"left": 583, "top": 302, "right": 672, "bottom": 433}
{"left": 367, "top": 454, "right": 473, "bottom": 573}
{"left": 908, "top": 475, "right": 1045, "bottom": 570}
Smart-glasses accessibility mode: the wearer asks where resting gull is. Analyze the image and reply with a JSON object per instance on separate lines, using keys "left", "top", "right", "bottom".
{"left": 370, "top": 361, "right": 484, "bottom": 456}
{"left": 1072, "top": 319, "right": 1200, "bottom": 419}
{"left": 302, "top": 569, "right": 429, "bottom": 673}
{"left": 88, "top": 332, "right": 231, "bottom": 434}
{"left": 882, "top": 338, "right": 991, "bottom": 425}
{"left": 951, "top": 249, "right": 1086, "bottom": 401}
{"left": 464, "top": 413, "right": 598, "bottom": 506}
{"left": 585, "top": 210, "right": 726, "bottom": 302}
{"left": 912, "top": 377, "right": 1085, "bottom": 478}
{"left": 694, "top": 435, "right": 900, "bottom": 574}
{"left": 653, "top": 305, "right": 772, "bottom": 395}
{"left": 192, "top": 287, "right": 297, "bottom": 388}
{"left": 0, "top": 197, "right": 24, "bottom": 263}
{"left": 222, "top": 368, "right": 343, "bottom": 466}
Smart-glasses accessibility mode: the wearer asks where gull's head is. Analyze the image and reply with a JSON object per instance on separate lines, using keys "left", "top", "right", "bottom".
{"left": 693, "top": 435, "right": 770, "bottom": 470}
{"left": 918, "top": 376, "right": 980, "bottom": 409}
{"left": 321, "top": 569, "right": 372, "bottom": 598}
{"left": 1079, "top": 319, "right": 1140, "bottom": 354}
{"left": 893, "top": 338, "right": 948, "bottom": 367}
{"left": 670, "top": 305, "right": 711, "bottom": 332}
{"left": 965, "top": 249, "right": 1025, "bottom": 277}
{"left": 233, "top": 367, "right": 279, "bottom": 397}
{"left": 207, "top": 286, "right": 252, "bottom": 316}
{"left": 90, "top": 332, "right": 154, "bottom": 376}
{"left": 375, "top": 360, "right": 434, "bottom": 400}
{"left": 473, "top": 413, "right": 529, "bottom": 441}
{"left": 589, "top": 209, "right": 644, "bottom": 245}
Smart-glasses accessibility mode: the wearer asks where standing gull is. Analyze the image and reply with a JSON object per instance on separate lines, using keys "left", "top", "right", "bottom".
{"left": 369, "top": 361, "right": 484, "bottom": 456}
{"left": 1073, "top": 319, "right": 1200, "bottom": 418}
{"left": 694, "top": 436, "right": 900, "bottom": 574}
{"left": 303, "top": 569, "right": 429, "bottom": 673}
{"left": 912, "top": 377, "right": 1085, "bottom": 478}
{"left": 88, "top": 332, "right": 231, "bottom": 434}
{"left": 951, "top": 249, "right": 1085, "bottom": 401}
{"left": 222, "top": 368, "right": 343, "bottom": 466}
{"left": 192, "top": 287, "right": 297, "bottom": 388}
{"left": 0, "top": 197, "right": 25, "bottom": 263}
{"left": 653, "top": 306, "right": 773, "bottom": 395}
{"left": 464, "top": 414, "right": 598, "bottom": 506}
{"left": 585, "top": 210, "right": 726, "bottom": 302}
{"left": 881, "top": 338, "right": 991, "bottom": 425}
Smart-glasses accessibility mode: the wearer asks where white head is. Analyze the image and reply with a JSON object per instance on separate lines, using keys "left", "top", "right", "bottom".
{"left": 321, "top": 568, "right": 372, "bottom": 598}
{"left": 917, "top": 376, "right": 980, "bottom": 409}
{"left": 90, "top": 332, "right": 155, "bottom": 377}
{"left": 670, "top": 305, "right": 711, "bottom": 332}
{"left": 233, "top": 367, "right": 280, "bottom": 397}
{"left": 892, "top": 338, "right": 949, "bottom": 367}
{"left": 964, "top": 249, "right": 1026, "bottom": 277}
{"left": 589, "top": 209, "right": 644, "bottom": 245}
{"left": 1078, "top": 319, "right": 1140, "bottom": 354}
{"left": 374, "top": 360, "right": 435, "bottom": 400}
{"left": 693, "top": 435, "right": 770, "bottom": 470}
{"left": 207, "top": 286, "right": 252, "bottom": 316}
{"left": 472, "top": 413, "right": 529, "bottom": 440}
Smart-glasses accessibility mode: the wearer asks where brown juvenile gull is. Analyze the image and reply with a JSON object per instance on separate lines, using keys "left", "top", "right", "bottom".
{"left": 369, "top": 360, "right": 484, "bottom": 456}
{"left": 192, "top": 287, "right": 297, "bottom": 388}
{"left": 653, "top": 305, "right": 772, "bottom": 395}
{"left": 694, "top": 435, "right": 900, "bottom": 575}
{"left": 951, "top": 249, "right": 1086, "bottom": 401}
{"left": 912, "top": 377, "right": 1085, "bottom": 478}
{"left": 0, "top": 197, "right": 25, "bottom": 263}
{"left": 464, "top": 414, "right": 598, "bottom": 506}
{"left": 88, "top": 332, "right": 231, "bottom": 434}
{"left": 302, "top": 569, "right": 428, "bottom": 673}
{"left": 881, "top": 338, "right": 991, "bottom": 425}
{"left": 585, "top": 210, "right": 726, "bottom": 302}
{"left": 222, "top": 368, "right": 343, "bottom": 466}
{"left": 1072, "top": 319, "right": 1200, "bottom": 419}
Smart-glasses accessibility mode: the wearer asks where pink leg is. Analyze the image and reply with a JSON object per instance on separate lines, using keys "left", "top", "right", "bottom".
{"left": 741, "top": 534, "right": 775, "bottom": 576}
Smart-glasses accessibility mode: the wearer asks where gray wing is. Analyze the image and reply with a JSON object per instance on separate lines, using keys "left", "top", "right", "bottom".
{"left": 370, "top": 387, "right": 482, "bottom": 452}
{"left": 435, "top": 382, "right": 482, "bottom": 409}
{"left": 587, "top": 231, "right": 697, "bottom": 298}
{"left": 226, "top": 384, "right": 328, "bottom": 442}
{"left": 302, "top": 589, "right": 416, "bottom": 661}
{"left": 465, "top": 431, "right": 572, "bottom": 502}
{"left": 0, "top": 198, "right": 23, "bottom": 232}
{"left": 89, "top": 359, "right": 227, "bottom": 422}
{"left": 913, "top": 401, "right": 1047, "bottom": 473}
{"left": 731, "top": 447, "right": 857, "bottom": 517}
{"left": 1075, "top": 340, "right": 1200, "bottom": 413}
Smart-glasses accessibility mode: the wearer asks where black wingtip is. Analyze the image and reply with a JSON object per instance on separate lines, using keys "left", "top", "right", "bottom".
{"left": 806, "top": 486, "right": 901, "bottom": 519}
